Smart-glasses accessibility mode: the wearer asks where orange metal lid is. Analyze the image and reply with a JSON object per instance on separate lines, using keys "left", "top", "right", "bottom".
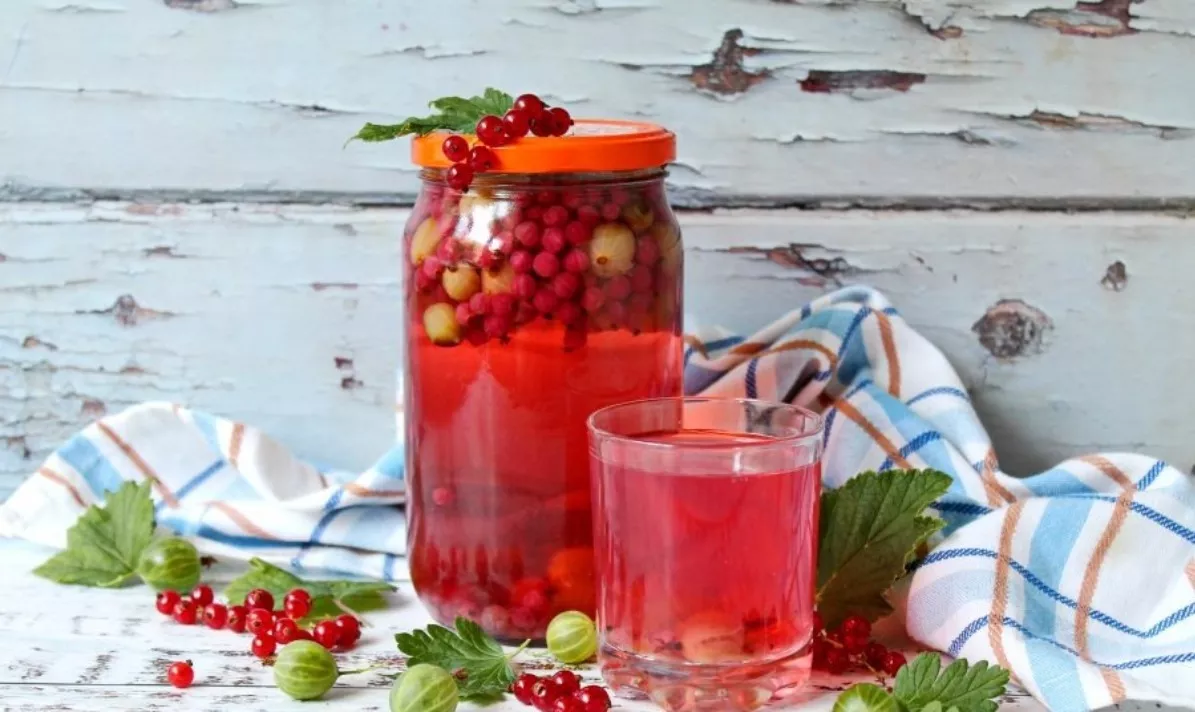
{"left": 411, "top": 119, "right": 676, "bottom": 173}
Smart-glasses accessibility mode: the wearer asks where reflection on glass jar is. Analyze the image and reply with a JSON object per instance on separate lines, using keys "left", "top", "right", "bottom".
{"left": 403, "top": 120, "right": 684, "bottom": 643}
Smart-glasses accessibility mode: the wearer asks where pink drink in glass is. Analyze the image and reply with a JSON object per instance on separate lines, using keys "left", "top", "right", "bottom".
{"left": 589, "top": 399, "right": 822, "bottom": 711}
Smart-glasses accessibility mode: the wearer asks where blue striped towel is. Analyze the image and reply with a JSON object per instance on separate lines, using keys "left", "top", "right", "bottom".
{"left": 2, "top": 285, "right": 1192, "bottom": 711}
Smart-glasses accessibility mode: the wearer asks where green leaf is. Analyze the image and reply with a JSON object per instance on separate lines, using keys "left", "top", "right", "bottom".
{"left": 348, "top": 88, "right": 516, "bottom": 144}
{"left": 33, "top": 481, "right": 155, "bottom": 588}
{"left": 223, "top": 558, "right": 394, "bottom": 622}
{"left": 816, "top": 469, "right": 951, "bottom": 627}
{"left": 396, "top": 617, "right": 520, "bottom": 701}
{"left": 833, "top": 684, "right": 900, "bottom": 712}
{"left": 894, "top": 653, "right": 1011, "bottom": 712}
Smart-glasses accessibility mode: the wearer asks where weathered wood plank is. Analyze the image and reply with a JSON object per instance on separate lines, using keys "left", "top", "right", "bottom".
{"left": 0, "top": 541, "right": 1046, "bottom": 711}
{"left": 1, "top": 0, "right": 1194, "bottom": 203}
{"left": 0, "top": 202, "right": 1190, "bottom": 498}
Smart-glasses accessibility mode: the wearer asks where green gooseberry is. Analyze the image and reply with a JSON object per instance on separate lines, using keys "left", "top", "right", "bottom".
{"left": 273, "top": 640, "right": 340, "bottom": 701}
{"left": 389, "top": 663, "right": 459, "bottom": 712}
{"left": 136, "top": 537, "right": 201, "bottom": 592}
{"left": 546, "top": 610, "right": 598, "bottom": 665}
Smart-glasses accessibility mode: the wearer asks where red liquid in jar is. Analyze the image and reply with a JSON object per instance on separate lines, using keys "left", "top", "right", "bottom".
{"left": 592, "top": 430, "right": 820, "bottom": 663}
{"left": 407, "top": 322, "right": 682, "bottom": 641}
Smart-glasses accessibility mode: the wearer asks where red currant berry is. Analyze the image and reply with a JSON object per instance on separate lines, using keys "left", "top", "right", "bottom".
{"left": 556, "top": 301, "right": 583, "bottom": 326}
{"left": 552, "top": 272, "right": 581, "bottom": 299}
{"left": 442, "top": 135, "right": 469, "bottom": 163}
{"left": 227, "top": 605, "right": 248, "bottom": 633}
{"left": 514, "top": 273, "right": 538, "bottom": 299}
{"left": 581, "top": 286, "right": 605, "bottom": 312}
{"left": 167, "top": 660, "right": 194, "bottom": 689}
{"left": 155, "top": 590, "right": 181, "bottom": 616}
{"left": 629, "top": 264, "right": 653, "bottom": 293}
{"left": 841, "top": 614, "right": 871, "bottom": 639}
{"left": 514, "top": 221, "right": 541, "bottom": 248}
{"left": 446, "top": 162, "right": 474, "bottom": 192}
{"left": 600, "top": 202, "right": 621, "bottom": 222}
{"left": 513, "top": 94, "right": 546, "bottom": 115}
{"left": 188, "top": 584, "right": 214, "bottom": 607}
{"left": 469, "top": 146, "right": 498, "bottom": 172}
{"left": 575, "top": 685, "right": 612, "bottom": 712}
{"left": 529, "top": 110, "right": 555, "bottom": 137}
{"left": 843, "top": 632, "right": 869, "bottom": 655}
{"left": 510, "top": 250, "right": 535, "bottom": 274}
{"left": 491, "top": 293, "right": 516, "bottom": 316}
{"left": 824, "top": 647, "right": 849, "bottom": 675}
{"left": 864, "top": 642, "right": 888, "bottom": 670}
{"left": 553, "top": 697, "right": 585, "bottom": 712}
{"left": 605, "top": 276, "right": 632, "bottom": 301}
{"left": 531, "top": 679, "right": 562, "bottom": 712}
{"left": 313, "top": 620, "right": 342, "bottom": 649}
{"left": 274, "top": 616, "right": 300, "bottom": 644}
{"left": 336, "top": 615, "right": 362, "bottom": 647}
{"left": 882, "top": 651, "right": 907, "bottom": 677}
{"left": 512, "top": 673, "right": 539, "bottom": 705}
{"left": 532, "top": 289, "right": 558, "bottom": 314}
{"left": 294, "top": 628, "right": 314, "bottom": 642}
{"left": 246, "top": 608, "right": 274, "bottom": 636}
{"left": 549, "top": 670, "right": 579, "bottom": 696}
{"left": 202, "top": 603, "right": 228, "bottom": 630}
{"left": 250, "top": 633, "right": 277, "bottom": 659}
{"left": 576, "top": 205, "right": 600, "bottom": 227}
{"left": 635, "top": 237, "right": 660, "bottom": 266}
{"left": 547, "top": 107, "right": 572, "bottom": 136}
{"left": 533, "top": 251, "right": 560, "bottom": 279}
{"left": 503, "top": 109, "right": 531, "bottom": 138}
{"left": 469, "top": 293, "right": 491, "bottom": 315}
{"left": 475, "top": 115, "right": 508, "bottom": 147}
{"left": 564, "top": 221, "right": 590, "bottom": 246}
{"left": 563, "top": 249, "right": 590, "bottom": 274}
{"left": 811, "top": 637, "right": 831, "bottom": 670}
{"left": 243, "top": 589, "right": 274, "bottom": 611}
{"left": 172, "top": 599, "right": 198, "bottom": 625}
{"left": 536, "top": 189, "right": 559, "bottom": 205}
{"left": 542, "top": 227, "right": 566, "bottom": 254}
{"left": 283, "top": 589, "right": 312, "bottom": 619}
{"left": 432, "top": 486, "right": 456, "bottom": 507}
{"left": 542, "top": 205, "right": 569, "bottom": 228}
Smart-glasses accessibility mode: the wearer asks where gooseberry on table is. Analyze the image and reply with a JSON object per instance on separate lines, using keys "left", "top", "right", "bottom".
{"left": 545, "top": 610, "right": 598, "bottom": 665}
{"left": 137, "top": 537, "right": 202, "bottom": 592}
{"left": 389, "top": 663, "right": 459, "bottom": 712}
{"left": 272, "top": 640, "right": 340, "bottom": 701}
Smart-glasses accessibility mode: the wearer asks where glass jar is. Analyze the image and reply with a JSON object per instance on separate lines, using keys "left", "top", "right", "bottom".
{"left": 402, "top": 120, "right": 685, "bottom": 642}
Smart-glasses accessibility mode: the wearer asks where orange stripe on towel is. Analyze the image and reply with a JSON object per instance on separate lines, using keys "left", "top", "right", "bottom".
{"left": 834, "top": 399, "right": 910, "bottom": 469}
{"left": 228, "top": 423, "right": 245, "bottom": 470}
{"left": 873, "top": 310, "right": 901, "bottom": 398}
{"left": 38, "top": 466, "right": 88, "bottom": 509}
{"left": 95, "top": 422, "right": 179, "bottom": 508}
{"left": 980, "top": 448, "right": 1017, "bottom": 508}
{"left": 989, "top": 501, "right": 1025, "bottom": 682}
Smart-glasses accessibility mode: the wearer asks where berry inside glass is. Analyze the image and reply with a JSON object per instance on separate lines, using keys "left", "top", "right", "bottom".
{"left": 588, "top": 398, "right": 822, "bottom": 710}
{"left": 403, "top": 127, "right": 684, "bottom": 643}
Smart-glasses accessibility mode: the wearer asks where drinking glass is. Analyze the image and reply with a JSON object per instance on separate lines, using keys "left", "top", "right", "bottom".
{"left": 588, "top": 397, "right": 823, "bottom": 711}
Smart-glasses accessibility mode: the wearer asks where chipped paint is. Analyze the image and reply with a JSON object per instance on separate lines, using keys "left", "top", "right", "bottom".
{"left": 689, "top": 29, "right": 769, "bottom": 96}
{"left": 1028, "top": 0, "right": 1139, "bottom": 38}
{"left": 972, "top": 299, "right": 1054, "bottom": 360}
{"left": 162, "top": 0, "right": 239, "bottom": 11}
{"left": 1101, "top": 260, "right": 1128, "bottom": 290}
{"left": 78, "top": 295, "right": 175, "bottom": 327}
{"left": 799, "top": 70, "right": 926, "bottom": 94}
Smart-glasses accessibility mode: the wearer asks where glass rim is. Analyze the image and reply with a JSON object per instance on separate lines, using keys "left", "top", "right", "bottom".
{"left": 586, "top": 396, "right": 824, "bottom": 451}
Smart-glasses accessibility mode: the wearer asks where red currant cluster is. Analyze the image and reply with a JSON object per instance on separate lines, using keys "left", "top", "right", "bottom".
{"left": 441, "top": 93, "right": 573, "bottom": 192}
{"left": 811, "top": 612, "right": 907, "bottom": 677}
{"left": 154, "top": 585, "right": 362, "bottom": 675}
{"left": 511, "top": 670, "right": 611, "bottom": 712}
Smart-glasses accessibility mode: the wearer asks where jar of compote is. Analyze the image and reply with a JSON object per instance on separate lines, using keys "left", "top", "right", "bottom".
{"left": 402, "top": 116, "right": 684, "bottom": 642}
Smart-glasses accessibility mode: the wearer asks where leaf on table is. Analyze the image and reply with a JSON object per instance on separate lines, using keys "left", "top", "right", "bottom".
{"left": 816, "top": 469, "right": 951, "bottom": 627}
{"left": 894, "top": 653, "right": 1010, "bottom": 712}
{"left": 223, "top": 558, "right": 395, "bottom": 621}
{"left": 348, "top": 88, "right": 516, "bottom": 143}
{"left": 396, "top": 617, "right": 520, "bottom": 701}
{"left": 33, "top": 480, "right": 155, "bottom": 588}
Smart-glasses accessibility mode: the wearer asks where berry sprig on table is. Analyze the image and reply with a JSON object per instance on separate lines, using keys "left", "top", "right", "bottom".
{"left": 350, "top": 89, "right": 574, "bottom": 192}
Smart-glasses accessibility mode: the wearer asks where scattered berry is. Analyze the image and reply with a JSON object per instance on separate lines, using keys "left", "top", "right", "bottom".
{"left": 549, "top": 670, "right": 579, "bottom": 696}
{"left": 475, "top": 115, "right": 508, "bottom": 147}
{"left": 172, "top": 599, "right": 198, "bottom": 625}
{"left": 442, "top": 135, "right": 469, "bottom": 163}
{"left": 227, "top": 605, "right": 249, "bottom": 634}
{"left": 841, "top": 615, "right": 871, "bottom": 639}
{"left": 283, "top": 589, "right": 313, "bottom": 620}
{"left": 503, "top": 109, "right": 531, "bottom": 138}
{"left": 510, "top": 250, "right": 535, "bottom": 274}
{"left": 244, "top": 589, "right": 274, "bottom": 611}
{"left": 513, "top": 94, "right": 546, "bottom": 115}
{"left": 251, "top": 633, "right": 277, "bottom": 659}
{"left": 843, "top": 632, "right": 869, "bottom": 655}
{"left": 156, "top": 590, "right": 181, "bottom": 616}
{"left": 203, "top": 603, "right": 228, "bottom": 630}
{"left": 542, "top": 205, "right": 569, "bottom": 228}
{"left": 246, "top": 608, "right": 275, "bottom": 636}
{"left": 512, "top": 673, "right": 539, "bottom": 705}
{"left": 189, "top": 584, "right": 214, "bottom": 607}
{"left": 575, "top": 685, "right": 612, "bottom": 712}
{"left": 865, "top": 642, "right": 889, "bottom": 670}
{"left": 530, "top": 678, "right": 562, "bottom": 712}
{"left": 882, "top": 651, "right": 907, "bottom": 677}
{"left": 275, "top": 617, "right": 301, "bottom": 644}
{"left": 533, "top": 251, "right": 561, "bottom": 279}
{"left": 167, "top": 660, "right": 194, "bottom": 689}
{"left": 313, "top": 620, "right": 342, "bottom": 649}
{"left": 335, "top": 614, "right": 362, "bottom": 647}
{"left": 824, "top": 647, "right": 849, "bottom": 675}
{"left": 529, "top": 111, "right": 555, "bottom": 137}
{"left": 552, "top": 697, "right": 585, "bottom": 712}
{"left": 547, "top": 107, "right": 572, "bottom": 136}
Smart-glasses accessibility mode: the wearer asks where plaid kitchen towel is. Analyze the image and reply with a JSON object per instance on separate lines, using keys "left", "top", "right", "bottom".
{"left": 2, "top": 285, "right": 1193, "bottom": 711}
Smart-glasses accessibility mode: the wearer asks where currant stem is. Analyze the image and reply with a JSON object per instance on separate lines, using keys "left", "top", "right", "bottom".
{"left": 338, "top": 663, "right": 388, "bottom": 677}
{"left": 333, "top": 598, "right": 368, "bottom": 627}
{"left": 505, "top": 639, "right": 531, "bottom": 661}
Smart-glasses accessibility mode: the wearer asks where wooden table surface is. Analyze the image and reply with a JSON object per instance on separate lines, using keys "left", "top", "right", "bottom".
{"left": 0, "top": 539, "right": 1049, "bottom": 712}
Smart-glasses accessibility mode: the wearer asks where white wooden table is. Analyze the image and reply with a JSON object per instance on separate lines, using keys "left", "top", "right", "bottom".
{"left": 0, "top": 539, "right": 1048, "bottom": 712}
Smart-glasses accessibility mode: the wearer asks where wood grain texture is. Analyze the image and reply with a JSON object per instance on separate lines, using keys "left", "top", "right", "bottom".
{"left": 1, "top": 202, "right": 1191, "bottom": 498}
{"left": 1, "top": 0, "right": 1194, "bottom": 205}
{"left": 0, "top": 540, "right": 1047, "bottom": 711}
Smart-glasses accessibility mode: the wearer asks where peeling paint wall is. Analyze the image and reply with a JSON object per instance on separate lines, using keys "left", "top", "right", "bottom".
{"left": 0, "top": 0, "right": 1193, "bottom": 498}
